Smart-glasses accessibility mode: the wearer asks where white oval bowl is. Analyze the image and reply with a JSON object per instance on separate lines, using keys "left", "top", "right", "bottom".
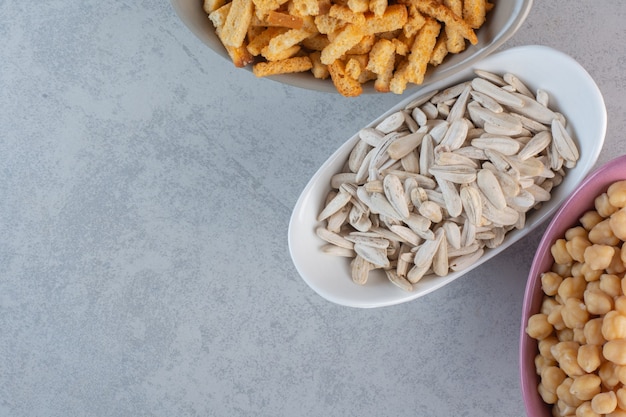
{"left": 288, "top": 45, "right": 607, "bottom": 308}
{"left": 170, "top": 0, "right": 533, "bottom": 94}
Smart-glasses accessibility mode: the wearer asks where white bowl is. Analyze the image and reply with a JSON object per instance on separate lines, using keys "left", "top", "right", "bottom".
{"left": 170, "top": 0, "right": 533, "bottom": 94}
{"left": 288, "top": 45, "right": 607, "bottom": 308}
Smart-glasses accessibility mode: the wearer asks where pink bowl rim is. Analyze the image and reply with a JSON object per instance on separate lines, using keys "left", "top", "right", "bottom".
{"left": 519, "top": 154, "right": 626, "bottom": 415}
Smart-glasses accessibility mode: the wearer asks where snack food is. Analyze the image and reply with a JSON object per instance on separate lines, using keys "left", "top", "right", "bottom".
{"left": 526, "top": 180, "right": 626, "bottom": 417}
{"left": 204, "top": 0, "right": 493, "bottom": 96}
{"left": 315, "top": 70, "right": 580, "bottom": 291}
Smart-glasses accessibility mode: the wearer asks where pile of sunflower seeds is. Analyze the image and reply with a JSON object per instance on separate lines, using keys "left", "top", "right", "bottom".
{"left": 316, "top": 69, "right": 580, "bottom": 292}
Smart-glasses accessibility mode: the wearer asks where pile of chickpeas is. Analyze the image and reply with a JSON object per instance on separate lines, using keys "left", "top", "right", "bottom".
{"left": 526, "top": 180, "right": 626, "bottom": 417}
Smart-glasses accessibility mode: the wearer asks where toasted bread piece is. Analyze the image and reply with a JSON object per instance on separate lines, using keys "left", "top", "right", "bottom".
{"left": 364, "top": 4, "right": 408, "bottom": 35}
{"left": 463, "top": 0, "right": 487, "bottom": 29}
{"left": 443, "top": 0, "right": 465, "bottom": 53}
{"left": 414, "top": 0, "right": 477, "bottom": 45}
{"left": 252, "top": 56, "right": 313, "bottom": 76}
{"left": 320, "top": 23, "right": 366, "bottom": 65}
{"left": 221, "top": 0, "right": 255, "bottom": 47}
{"left": 328, "top": 59, "right": 363, "bottom": 97}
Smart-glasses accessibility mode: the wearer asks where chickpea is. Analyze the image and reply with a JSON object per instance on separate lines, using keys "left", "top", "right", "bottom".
{"left": 571, "top": 261, "right": 584, "bottom": 278}
{"left": 584, "top": 318, "right": 607, "bottom": 346}
{"left": 548, "top": 305, "right": 566, "bottom": 331}
{"left": 580, "top": 210, "right": 604, "bottom": 231}
{"left": 561, "top": 298, "right": 590, "bottom": 330}
{"left": 621, "top": 242, "right": 626, "bottom": 265}
{"left": 553, "top": 341, "right": 585, "bottom": 377}
{"left": 616, "top": 366, "right": 626, "bottom": 385}
{"left": 575, "top": 401, "right": 599, "bottom": 417}
{"left": 603, "top": 339, "right": 626, "bottom": 365}
{"left": 557, "top": 398, "right": 578, "bottom": 416}
{"left": 577, "top": 344, "right": 602, "bottom": 373}
{"left": 584, "top": 289, "right": 614, "bottom": 315}
{"left": 610, "top": 207, "right": 626, "bottom": 242}
{"left": 595, "top": 192, "right": 618, "bottom": 218}
{"left": 570, "top": 374, "right": 602, "bottom": 401}
{"left": 553, "top": 238, "right": 574, "bottom": 265}
{"left": 600, "top": 273, "right": 623, "bottom": 298}
{"left": 584, "top": 244, "right": 616, "bottom": 271}
{"left": 536, "top": 353, "right": 557, "bottom": 376}
{"left": 543, "top": 271, "right": 564, "bottom": 296}
{"left": 592, "top": 391, "right": 617, "bottom": 414}
{"left": 589, "top": 219, "right": 620, "bottom": 246}
{"left": 582, "top": 262, "right": 603, "bottom": 282}
{"left": 599, "top": 361, "right": 621, "bottom": 389}
{"left": 553, "top": 262, "right": 573, "bottom": 279}
{"left": 527, "top": 313, "right": 554, "bottom": 340}
{"left": 607, "top": 409, "right": 626, "bottom": 417}
{"left": 607, "top": 180, "right": 626, "bottom": 208}
{"left": 557, "top": 377, "right": 584, "bottom": 407}
{"left": 601, "top": 311, "right": 626, "bottom": 341}
{"left": 559, "top": 276, "right": 588, "bottom": 302}
{"left": 542, "top": 296, "right": 561, "bottom": 315}
{"left": 558, "top": 328, "right": 574, "bottom": 342}
{"left": 542, "top": 365, "right": 567, "bottom": 393}
{"left": 567, "top": 235, "right": 592, "bottom": 263}
{"left": 615, "top": 296, "right": 626, "bottom": 315}
{"left": 566, "top": 225, "right": 589, "bottom": 241}
{"left": 607, "top": 248, "right": 626, "bottom": 275}
{"left": 617, "top": 387, "right": 626, "bottom": 410}
{"left": 573, "top": 328, "right": 586, "bottom": 344}
{"left": 539, "top": 336, "right": 559, "bottom": 361}
{"left": 538, "top": 382, "right": 558, "bottom": 405}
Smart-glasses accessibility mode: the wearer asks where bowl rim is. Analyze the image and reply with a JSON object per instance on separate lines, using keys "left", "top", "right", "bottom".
{"left": 519, "top": 154, "right": 626, "bottom": 416}
{"left": 169, "top": 0, "right": 535, "bottom": 95}
{"left": 289, "top": 44, "right": 608, "bottom": 309}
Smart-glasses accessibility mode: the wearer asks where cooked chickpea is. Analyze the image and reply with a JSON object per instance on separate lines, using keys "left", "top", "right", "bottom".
{"left": 617, "top": 387, "right": 626, "bottom": 410}
{"left": 595, "top": 192, "right": 618, "bottom": 218}
{"left": 535, "top": 353, "right": 556, "bottom": 376}
{"left": 562, "top": 298, "right": 590, "bottom": 330}
{"left": 573, "top": 328, "right": 586, "bottom": 344}
{"left": 599, "top": 361, "right": 621, "bottom": 389}
{"left": 567, "top": 235, "right": 592, "bottom": 263}
{"left": 607, "top": 248, "right": 626, "bottom": 274}
{"left": 600, "top": 273, "right": 622, "bottom": 297}
{"left": 527, "top": 313, "right": 554, "bottom": 340}
{"left": 603, "top": 339, "right": 626, "bottom": 365}
{"left": 582, "top": 262, "right": 603, "bottom": 282}
{"left": 615, "top": 296, "right": 626, "bottom": 315}
{"left": 621, "top": 242, "right": 626, "bottom": 264}
{"left": 577, "top": 344, "right": 602, "bottom": 373}
{"left": 616, "top": 366, "right": 626, "bottom": 385}
{"left": 541, "top": 296, "right": 561, "bottom": 315}
{"left": 557, "top": 398, "right": 578, "bottom": 416}
{"left": 583, "top": 288, "right": 613, "bottom": 315}
{"left": 548, "top": 305, "right": 566, "bottom": 331}
{"left": 559, "top": 276, "right": 588, "bottom": 302}
{"left": 575, "top": 401, "right": 598, "bottom": 417}
{"left": 571, "top": 261, "right": 584, "bottom": 278}
{"left": 553, "top": 341, "right": 585, "bottom": 377}
{"left": 592, "top": 391, "right": 617, "bottom": 414}
{"left": 589, "top": 219, "right": 621, "bottom": 246}
{"left": 553, "top": 238, "right": 574, "bottom": 265}
{"left": 583, "top": 318, "right": 606, "bottom": 346}
{"left": 539, "top": 336, "right": 559, "bottom": 361}
{"left": 570, "top": 374, "right": 602, "bottom": 401}
{"left": 542, "top": 365, "right": 567, "bottom": 393}
{"left": 607, "top": 180, "right": 626, "bottom": 208}
{"left": 607, "top": 409, "right": 626, "bottom": 417}
{"left": 610, "top": 207, "right": 626, "bottom": 240}
{"left": 584, "top": 244, "right": 616, "bottom": 271}
{"left": 553, "top": 262, "right": 572, "bottom": 279}
{"left": 566, "top": 225, "right": 589, "bottom": 241}
{"left": 542, "top": 271, "right": 564, "bottom": 296}
{"left": 538, "top": 382, "right": 558, "bottom": 404}
{"left": 580, "top": 210, "right": 604, "bottom": 231}
{"left": 601, "top": 311, "right": 626, "bottom": 341}
{"left": 557, "top": 377, "right": 584, "bottom": 407}
{"left": 558, "top": 328, "right": 574, "bottom": 342}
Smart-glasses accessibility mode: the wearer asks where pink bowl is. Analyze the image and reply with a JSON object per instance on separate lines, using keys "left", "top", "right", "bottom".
{"left": 519, "top": 154, "right": 626, "bottom": 416}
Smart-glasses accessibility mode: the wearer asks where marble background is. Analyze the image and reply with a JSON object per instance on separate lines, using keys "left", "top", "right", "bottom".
{"left": 1, "top": 1, "right": 625, "bottom": 416}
